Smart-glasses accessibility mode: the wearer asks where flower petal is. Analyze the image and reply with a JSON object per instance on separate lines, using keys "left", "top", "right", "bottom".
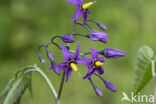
{"left": 77, "top": 58, "right": 92, "bottom": 66}
{"left": 91, "top": 48, "right": 99, "bottom": 60}
{"left": 83, "top": 67, "right": 95, "bottom": 79}
{"left": 73, "top": 42, "right": 80, "bottom": 60}
{"left": 57, "top": 62, "right": 68, "bottom": 70}
{"left": 65, "top": 68, "right": 72, "bottom": 82}
{"left": 72, "top": 7, "right": 83, "bottom": 22}
{"left": 66, "top": 0, "right": 84, "bottom": 7}
{"left": 82, "top": 9, "right": 88, "bottom": 24}
{"left": 47, "top": 61, "right": 60, "bottom": 74}
{"left": 61, "top": 44, "right": 72, "bottom": 61}
{"left": 98, "top": 57, "right": 104, "bottom": 63}
{"left": 96, "top": 67, "right": 104, "bottom": 75}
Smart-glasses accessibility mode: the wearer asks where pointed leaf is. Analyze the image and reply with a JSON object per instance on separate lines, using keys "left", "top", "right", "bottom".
{"left": 133, "top": 45, "right": 154, "bottom": 94}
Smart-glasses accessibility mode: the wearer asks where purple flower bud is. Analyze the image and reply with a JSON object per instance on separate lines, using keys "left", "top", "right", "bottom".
{"left": 45, "top": 46, "right": 54, "bottom": 61}
{"left": 95, "top": 21, "right": 107, "bottom": 30}
{"left": 105, "top": 81, "right": 117, "bottom": 92}
{"left": 60, "top": 35, "right": 74, "bottom": 43}
{"left": 101, "top": 48, "right": 125, "bottom": 59}
{"left": 89, "top": 77, "right": 103, "bottom": 96}
{"left": 39, "top": 55, "right": 46, "bottom": 65}
{"left": 94, "top": 87, "right": 103, "bottom": 96}
{"left": 90, "top": 30, "right": 109, "bottom": 43}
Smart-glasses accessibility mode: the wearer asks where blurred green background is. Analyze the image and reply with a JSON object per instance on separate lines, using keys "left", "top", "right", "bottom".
{"left": 0, "top": 0, "right": 156, "bottom": 104}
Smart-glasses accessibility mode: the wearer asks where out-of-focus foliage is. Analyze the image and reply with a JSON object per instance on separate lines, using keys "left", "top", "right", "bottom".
{"left": 0, "top": 0, "right": 156, "bottom": 104}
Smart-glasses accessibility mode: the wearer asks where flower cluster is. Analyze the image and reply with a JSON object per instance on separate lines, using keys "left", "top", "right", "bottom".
{"left": 39, "top": 0, "right": 125, "bottom": 96}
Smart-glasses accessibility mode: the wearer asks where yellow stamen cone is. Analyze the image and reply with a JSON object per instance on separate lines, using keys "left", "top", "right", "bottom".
{"left": 70, "top": 63, "right": 78, "bottom": 72}
{"left": 95, "top": 61, "right": 103, "bottom": 67}
{"left": 82, "top": 2, "right": 95, "bottom": 10}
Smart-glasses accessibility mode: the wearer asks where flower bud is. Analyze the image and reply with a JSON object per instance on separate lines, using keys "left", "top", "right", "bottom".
{"left": 105, "top": 81, "right": 117, "bottom": 92}
{"left": 60, "top": 35, "right": 74, "bottom": 43}
{"left": 94, "top": 87, "right": 103, "bottom": 96}
{"left": 95, "top": 21, "right": 107, "bottom": 30}
{"left": 89, "top": 77, "right": 103, "bottom": 96}
{"left": 90, "top": 30, "right": 109, "bottom": 43}
{"left": 45, "top": 46, "right": 54, "bottom": 61}
{"left": 39, "top": 55, "right": 46, "bottom": 65}
{"left": 100, "top": 48, "right": 125, "bottom": 59}
{"left": 88, "top": 20, "right": 107, "bottom": 30}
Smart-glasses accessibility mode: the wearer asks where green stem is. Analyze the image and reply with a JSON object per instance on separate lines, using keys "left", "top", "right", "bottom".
{"left": 56, "top": 70, "right": 66, "bottom": 104}
{"left": 26, "top": 65, "right": 58, "bottom": 103}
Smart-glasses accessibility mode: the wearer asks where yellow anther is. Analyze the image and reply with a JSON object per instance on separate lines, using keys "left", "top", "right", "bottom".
{"left": 82, "top": 2, "right": 95, "bottom": 10}
{"left": 95, "top": 61, "right": 103, "bottom": 67}
{"left": 70, "top": 63, "right": 78, "bottom": 72}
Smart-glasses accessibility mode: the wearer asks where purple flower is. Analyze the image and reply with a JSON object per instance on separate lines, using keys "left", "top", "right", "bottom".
{"left": 100, "top": 48, "right": 125, "bottom": 59}
{"left": 66, "top": 0, "right": 95, "bottom": 24}
{"left": 90, "top": 30, "right": 109, "bottom": 43}
{"left": 57, "top": 42, "right": 81, "bottom": 82}
{"left": 78, "top": 48, "right": 104, "bottom": 79}
{"left": 45, "top": 46, "right": 60, "bottom": 74}
{"left": 60, "top": 35, "right": 74, "bottom": 43}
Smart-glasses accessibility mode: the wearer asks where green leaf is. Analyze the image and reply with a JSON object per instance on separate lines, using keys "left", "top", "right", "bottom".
{"left": 133, "top": 45, "right": 154, "bottom": 94}
{"left": 0, "top": 67, "right": 34, "bottom": 104}
{"left": 3, "top": 76, "right": 28, "bottom": 104}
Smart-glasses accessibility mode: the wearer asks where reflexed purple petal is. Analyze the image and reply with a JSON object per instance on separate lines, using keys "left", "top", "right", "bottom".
{"left": 82, "top": 9, "right": 88, "bottom": 24}
{"left": 98, "top": 57, "right": 104, "bottom": 63}
{"left": 57, "top": 62, "right": 68, "bottom": 70}
{"left": 91, "top": 48, "right": 99, "bottom": 60}
{"left": 48, "top": 61, "right": 60, "bottom": 74}
{"left": 61, "top": 44, "right": 72, "bottom": 61}
{"left": 94, "top": 87, "right": 103, "bottom": 96}
{"left": 90, "top": 30, "right": 109, "bottom": 43}
{"left": 61, "top": 35, "right": 74, "bottom": 43}
{"left": 104, "top": 48, "right": 125, "bottom": 59}
{"left": 83, "top": 67, "right": 95, "bottom": 79}
{"left": 73, "top": 42, "right": 80, "bottom": 60}
{"left": 105, "top": 81, "right": 117, "bottom": 92}
{"left": 66, "top": 0, "right": 84, "bottom": 7}
{"left": 77, "top": 59, "right": 92, "bottom": 67}
{"left": 72, "top": 7, "right": 83, "bottom": 22}
{"left": 77, "top": 58, "right": 93, "bottom": 66}
{"left": 65, "top": 68, "right": 72, "bottom": 82}
{"left": 96, "top": 67, "right": 104, "bottom": 75}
